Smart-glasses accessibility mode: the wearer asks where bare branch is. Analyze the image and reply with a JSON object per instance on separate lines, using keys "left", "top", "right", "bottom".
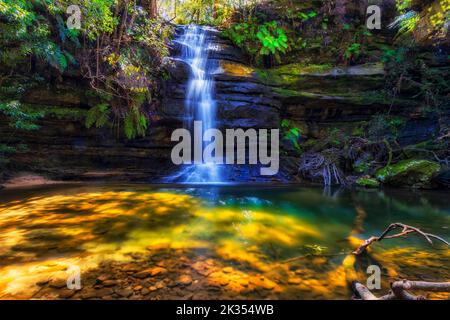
{"left": 353, "top": 223, "right": 450, "bottom": 255}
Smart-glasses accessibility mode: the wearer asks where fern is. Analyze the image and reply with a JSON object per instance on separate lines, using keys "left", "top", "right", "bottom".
{"left": 225, "top": 20, "right": 289, "bottom": 65}
{"left": 124, "top": 112, "right": 134, "bottom": 139}
{"left": 0, "top": 143, "right": 16, "bottom": 154}
{"left": 123, "top": 107, "right": 148, "bottom": 139}
{"left": 86, "top": 103, "right": 149, "bottom": 139}
{"left": 85, "top": 103, "right": 111, "bottom": 129}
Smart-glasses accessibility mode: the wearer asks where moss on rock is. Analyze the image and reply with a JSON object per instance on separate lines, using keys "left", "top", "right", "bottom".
{"left": 22, "top": 104, "right": 86, "bottom": 120}
{"left": 356, "top": 177, "right": 380, "bottom": 188}
{"left": 256, "top": 63, "right": 333, "bottom": 87}
{"left": 376, "top": 159, "right": 441, "bottom": 187}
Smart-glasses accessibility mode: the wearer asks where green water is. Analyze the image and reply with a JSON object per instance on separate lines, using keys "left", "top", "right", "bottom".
{"left": 0, "top": 184, "right": 449, "bottom": 299}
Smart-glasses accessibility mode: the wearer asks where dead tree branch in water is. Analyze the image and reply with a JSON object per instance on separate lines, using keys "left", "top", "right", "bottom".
{"left": 353, "top": 223, "right": 450, "bottom": 255}
{"left": 353, "top": 280, "right": 450, "bottom": 300}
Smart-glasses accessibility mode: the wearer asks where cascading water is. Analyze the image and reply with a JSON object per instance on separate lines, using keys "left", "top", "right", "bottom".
{"left": 167, "top": 25, "right": 223, "bottom": 183}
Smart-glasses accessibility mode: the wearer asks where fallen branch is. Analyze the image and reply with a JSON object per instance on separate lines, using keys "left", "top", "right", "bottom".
{"left": 353, "top": 280, "right": 450, "bottom": 300}
{"left": 353, "top": 223, "right": 450, "bottom": 255}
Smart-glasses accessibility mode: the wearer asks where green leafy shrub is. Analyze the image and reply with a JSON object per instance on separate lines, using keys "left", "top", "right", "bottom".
{"left": 1, "top": 0, "right": 174, "bottom": 140}
{"left": 344, "top": 43, "right": 362, "bottom": 61}
{"left": 298, "top": 10, "right": 318, "bottom": 22}
{"left": 281, "top": 119, "right": 302, "bottom": 151}
{"left": 0, "top": 0, "right": 75, "bottom": 71}
{"left": 337, "top": 26, "right": 373, "bottom": 64}
{"left": 0, "top": 101, "right": 43, "bottom": 130}
{"left": 257, "top": 21, "right": 289, "bottom": 59}
{"left": 224, "top": 20, "right": 289, "bottom": 65}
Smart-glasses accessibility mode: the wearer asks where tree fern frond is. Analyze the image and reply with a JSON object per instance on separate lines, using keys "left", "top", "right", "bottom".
{"left": 124, "top": 112, "right": 134, "bottom": 139}
{"left": 85, "top": 103, "right": 111, "bottom": 129}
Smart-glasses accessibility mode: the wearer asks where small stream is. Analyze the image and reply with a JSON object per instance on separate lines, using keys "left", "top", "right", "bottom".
{"left": 0, "top": 184, "right": 448, "bottom": 299}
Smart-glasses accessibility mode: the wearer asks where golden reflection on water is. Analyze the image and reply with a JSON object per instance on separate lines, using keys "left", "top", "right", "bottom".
{"left": 0, "top": 187, "right": 448, "bottom": 299}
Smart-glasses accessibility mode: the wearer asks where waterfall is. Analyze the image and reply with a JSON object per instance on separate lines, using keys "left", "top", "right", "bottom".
{"left": 168, "top": 25, "right": 223, "bottom": 183}
{"left": 182, "top": 25, "right": 215, "bottom": 132}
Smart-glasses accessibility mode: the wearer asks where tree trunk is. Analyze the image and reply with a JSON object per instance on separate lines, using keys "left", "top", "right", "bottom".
{"left": 139, "top": 0, "right": 157, "bottom": 18}
{"left": 149, "top": 0, "right": 157, "bottom": 18}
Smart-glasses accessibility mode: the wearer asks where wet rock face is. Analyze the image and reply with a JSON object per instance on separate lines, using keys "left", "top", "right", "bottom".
{"left": 165, "top": 58, "right": 191, "bottom": 82}
{"left": 22, "top": 82, "right": 94, "bottom": 108}
{"left": 0, "top": 112, "right": 177, "bottom": 182}
{"left": 397, "top": 116, "right": 440, "bottom": 146}
{"left": 209, "top": 43, "right": 248, "bottom": 63}
{"left": 217, "top": 101, "right": 279, "bottom": 129}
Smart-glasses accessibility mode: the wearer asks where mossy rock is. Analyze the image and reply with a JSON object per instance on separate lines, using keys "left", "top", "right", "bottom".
{"left": 256, "top": 63, "right": 333, "bottom": 87}
{"left": 356, "top": 177, "right": 380, "bottom": 188}
{"left": 376, "top": 160, "right": 441, "bottom": 187}
{"left": 22, "top": 104, "right": 86, "bottom": 120}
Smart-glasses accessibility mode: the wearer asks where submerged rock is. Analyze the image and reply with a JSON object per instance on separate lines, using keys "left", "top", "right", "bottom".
{"left": 376, "top": 160, "right": 441, "bottom": 187}
{"left": 133, "top": 266, "right": 168, "bottom": 279}
{"left": 115, "top": 288, "right": 133, "bottom": 298}
{"left": 177, "top": 275, "right": 193, "bottom": 286}
{"left": 59, "top": 289, "right": 76, "bottom": 299}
